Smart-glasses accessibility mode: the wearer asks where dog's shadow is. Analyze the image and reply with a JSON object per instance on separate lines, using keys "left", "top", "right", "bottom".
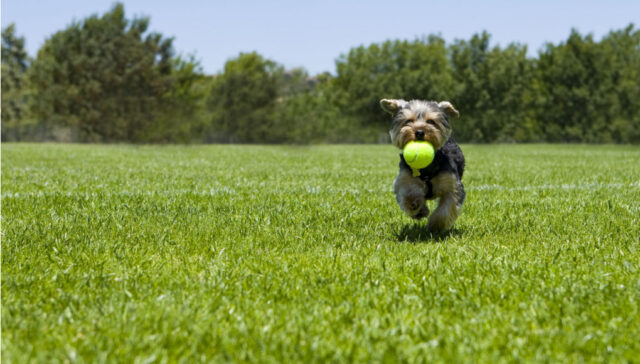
{"left": 394, "top": 222, "right": 464, "bottom": 243}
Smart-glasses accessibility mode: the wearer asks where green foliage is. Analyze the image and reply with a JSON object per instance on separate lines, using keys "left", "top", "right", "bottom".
{"left": 1, "top": 23, "right": 30, "bottom": 140}
{"left": 206, "top": 55, "right": 345, "bottom": 144}
{"left": 143, "top": 56, "right": 210, "bottom": 143}
{"left": 534, "top": 26, "right": 640, "bottom": 143}
{"left": 603, "top": 26, "right": 640, "bottom": 143}
{"left": 270, "top": 69, "right": 322, "bottom": 143}
{"left": 449, "top": 32, "right": 536, "bottom": 142}
{"left": 332, "top": 36, "right": 455, "bottom": 130}
{"left": 535, "top": 31, "right": 612, "bottom": 142}
{"left": 323, "top": 26, "right": 640, "bottom": 144}
{"left": 3, "top": 144, "right": 640, "bottom": 362}
{"left": 207, "top": 52, "right": 284, "bottom": 143}
{"left": 26, "top": 3, "right": 201, "bottom": 142}
{"left": 5, "top": 10, "right": 640, "bottom": 143}
{"left": 272, "top": 71, "right": 357, "bottom": 144}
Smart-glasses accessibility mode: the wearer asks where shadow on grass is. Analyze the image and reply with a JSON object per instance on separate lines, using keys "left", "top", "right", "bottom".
{"left": 394, "top": 222, "right": 464, "bottom": 243}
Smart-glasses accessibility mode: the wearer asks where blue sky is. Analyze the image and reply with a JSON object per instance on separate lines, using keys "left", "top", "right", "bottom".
{"left": 2, "top": 0, "right": 639, "bottom": 75}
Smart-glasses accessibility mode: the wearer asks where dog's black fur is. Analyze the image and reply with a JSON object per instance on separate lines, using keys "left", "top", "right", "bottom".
{"left": 399, "top": 137, "right": 465, "bottom": 204}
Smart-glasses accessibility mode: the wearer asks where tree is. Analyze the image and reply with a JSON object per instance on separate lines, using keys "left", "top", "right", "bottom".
{"left": 532, "top": 27, "right": 640, "bottom": 143}
{"left": 1, "top": 23, "right": 29, "bottom": 141}
{"left": 207, "top": 52, "right": 283, "bottom": 143}
{"left": 28, "top": 3, "right": 199, "bottom": 142}
{"left": 331, "top": 36, "right": 455, "bottom": 135}
{"left": 594, "top": 25, "right": 640, "bottom": 143}
{"left": 272, "top": 72, "right": 351, "bottom": 143}
{"left": 534, "top": 31, "right": 599, "bottom": 142}
{"left": 143, "top": 56, "right": 209, "bottom": 143}
{"left": 450, "top": 32, "right": 536, "bottom": 142}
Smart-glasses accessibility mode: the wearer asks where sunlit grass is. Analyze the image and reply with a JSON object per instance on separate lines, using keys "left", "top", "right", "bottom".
{"left": 2, "top": 143, "right": 639, "bottom": 362}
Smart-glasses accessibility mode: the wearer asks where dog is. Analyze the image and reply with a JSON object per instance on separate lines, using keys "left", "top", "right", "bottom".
{"left": 381, "top": 99, "right": 466, "bottom": 233}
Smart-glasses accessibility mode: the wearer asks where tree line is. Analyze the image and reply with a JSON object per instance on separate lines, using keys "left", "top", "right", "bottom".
{"left": 2, "top": 3, "right": 639, "bottom": 144}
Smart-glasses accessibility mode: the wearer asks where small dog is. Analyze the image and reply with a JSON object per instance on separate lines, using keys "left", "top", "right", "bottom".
{"left": 380, "top": 99, "right": 466, "bottom": 233}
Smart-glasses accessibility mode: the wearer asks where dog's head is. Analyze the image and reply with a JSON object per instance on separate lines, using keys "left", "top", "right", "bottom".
{"left": 381, "top": 99, "right": 459, "bottom": 150}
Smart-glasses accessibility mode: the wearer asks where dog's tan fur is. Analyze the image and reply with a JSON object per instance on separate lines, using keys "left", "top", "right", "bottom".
{"left": 427, "top": 172, "right": 462, "bottom": 232}
{"left": 393, "top": 167, "right": 429, "bottom": 218}
{"left": 382, "top": 98, "right": 465, "bottom": 233}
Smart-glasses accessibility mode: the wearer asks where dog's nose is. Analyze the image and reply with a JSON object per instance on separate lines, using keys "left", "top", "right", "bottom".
{"left": 415, "top": 130, "right": 425, "bottom": 140}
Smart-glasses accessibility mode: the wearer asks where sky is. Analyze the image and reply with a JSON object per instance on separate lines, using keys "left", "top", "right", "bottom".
{"left": 2, "top": 0, "right": 639, "bottom": 75}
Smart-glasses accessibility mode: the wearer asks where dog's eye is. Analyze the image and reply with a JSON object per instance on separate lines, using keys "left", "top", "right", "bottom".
{"left": 427, "top": 119, "right": 436, "bottom": 126}
{"left": 403, "top": 119, "right": 413, "bottom": 125}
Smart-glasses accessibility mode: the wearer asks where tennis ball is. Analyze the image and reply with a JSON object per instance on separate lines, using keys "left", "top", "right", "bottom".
{"left": 403, "top": 141, "right": 435, "bottom": 171}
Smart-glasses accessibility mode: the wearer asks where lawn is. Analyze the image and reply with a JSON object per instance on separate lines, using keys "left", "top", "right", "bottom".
{"left": 2, "top": 143, "right": 639, "bottom": 363}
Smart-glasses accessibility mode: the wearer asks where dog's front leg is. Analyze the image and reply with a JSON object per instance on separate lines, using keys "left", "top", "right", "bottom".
{"left": 394, "top": 168, "right": 429, "bottom": 219}
{"left": 427, "top": 172, "right": 464, "bottom": 233}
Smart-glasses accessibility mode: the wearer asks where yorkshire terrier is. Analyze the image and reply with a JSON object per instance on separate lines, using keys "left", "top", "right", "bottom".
{"left": 380, "top": 99, "right": 466, "bottom": 233}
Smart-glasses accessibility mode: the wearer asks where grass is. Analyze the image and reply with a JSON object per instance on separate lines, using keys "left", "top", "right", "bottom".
{"left": 2, "top": 143, "right": 639, "bottom": 363}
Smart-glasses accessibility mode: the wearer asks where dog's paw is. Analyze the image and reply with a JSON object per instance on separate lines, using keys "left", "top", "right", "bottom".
{"left": 427, "top": 212, "right": 454, "bottom": 233}
{"left": 399, "top": 193, "right": 428, "bottom": 219}
{"left": 412, "top": 205, "right": 430, "bottom": 220}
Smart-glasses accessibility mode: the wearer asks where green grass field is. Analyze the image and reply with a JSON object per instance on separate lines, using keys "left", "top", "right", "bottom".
{"left": 2, "top": 143, "right": 639, "bottom": 363}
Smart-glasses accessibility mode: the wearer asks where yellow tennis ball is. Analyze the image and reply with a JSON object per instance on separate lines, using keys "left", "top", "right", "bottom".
{"left": 403, "top": 141, "right": 435, "bottom": 170}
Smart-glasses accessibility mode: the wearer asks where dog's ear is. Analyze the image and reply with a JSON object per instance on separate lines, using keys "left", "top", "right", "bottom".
{"left": 438, "top": 101, "right": 459, "bottom": 118}
{"left": 380, "top": 99, "right": 407, "bottom": 114}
